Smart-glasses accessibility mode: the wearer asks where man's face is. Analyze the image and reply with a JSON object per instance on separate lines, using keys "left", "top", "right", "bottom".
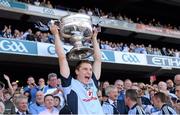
{"left": 152, "top": 96, "right": 160, "bottom": 109}
{"left": 18, "top": 99, "right": 28, "bottom": 112}
{"left": 76, "top": 63, "right": 92, "bottom": 85}
{"left": 158, "top": 82, "right": 167, "bottom": 91}
{"left": 4, "top": 93, "right": 11, "bottom": 101}
{"left": 115, "top": 81, "right": 124, "bottom": 92}
{"left": 54, "top": 98, "right": 60, "bottom": 107}
{"left": 49, "top": 76, "right": 57, "bottom": 87}
{"left": 103, "top": 81, "right": 110, "bottom": 89}
{"left": 108, "top": 87, "right": 118, "bottom": 101}
{"left": 175, "top": 75, "right": 180, "bottom": 85}
{"left": 176, "top": 86, "right": 180, "bottom": 98}
{"left": 38, "top": 78, "right": 45, "bottom": 86}
{"left": 36, "top": 92, "right": 44, "bottom": 104}
{"left": 12, "top": 82, "right": 18, "bottom": 90}
{"left": 27, "top": 77, "right": 35, "bottom": 85}
{"left": 44, "top": 96, "right": 54, "bottom": 109}
{"left": 166, "top": 80, "right": 174, "bottom": 88}
{"left": 125, "top": 96, "right": 130, "bottom": 106}
{"left": 124, "top": 80, "right": 132, "bottom": 90}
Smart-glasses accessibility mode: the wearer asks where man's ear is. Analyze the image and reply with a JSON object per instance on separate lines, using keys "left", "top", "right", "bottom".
{"left": 75, "top": 69, "right": 78, "bottom": 75}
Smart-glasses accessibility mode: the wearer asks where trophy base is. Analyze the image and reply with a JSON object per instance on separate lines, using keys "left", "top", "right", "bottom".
{"left": 66, "top": 47, "right": 94, "bottom": 60}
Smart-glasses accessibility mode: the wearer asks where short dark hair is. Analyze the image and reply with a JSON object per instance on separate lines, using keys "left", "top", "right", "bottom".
{"left": 75, "top": 60, "right": 92, "bottom": 70}
{"left": 54, "top": 96, "right": 61, "bottom": 102}
{"left": 154, "top": 92, "right": 168, "bottom": 103}
{"left": 125, "top": 89, "right": 138, "bottom": 102}
{"left": 44, "top": 94, "right": 54, "bottom": 101}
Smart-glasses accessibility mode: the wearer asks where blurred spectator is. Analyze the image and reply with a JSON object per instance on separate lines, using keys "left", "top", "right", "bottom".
{"left": 29, "top": 91, "right": 45, "bottom": 115}
{"left": 176, "top": 84, "right": 180, "bottom": 98}
{"left": 152, "top": 92, "right": 177, "bottom": 114}
{"left": 53, "top": 96, "right": 61, "bottom": 110}
{"left": 158, "top": 81, "right": 177, "bottom": 100}
{"left": 40, "top": 0, "right": 47, "bottom": 7}
{"left": 34, "top": 0, "right": 40, "bottom": 6}
{"left": 3, "top": 90, "right": 14, "bottom": 114}
{"left": 125, "top": 89, "right": 146, "bottom": 114}
{"left": 114, "top": 79, "right": 124, "bottom": 93}
{"left": 39, "top": 94, "right": 59, "bottom": 115}
{"left": 43, "top": 73, "right": 64, "bottom": 108}
{"left": 102, "top": 85, "right": 120, "bottom": 114}
{"left": 23, "top": 76, "right": 38, "bottom": 104}
{"left": 4, "top": 74, "right": 15, "bottom": 95}
{"left": 14, "top": 95, "right": 30, "bottom": 115}
{"left": 166, "top": 79, "right": 175, "bottom": 94}
{"left": 174, "top": 74, "right": 180, "bottom": 85}
{"left": 47, "top": 0, "right": 53, "bottom": 8}
{"left": 37, "top": 78, "right": 46, "bottom": 92}
{"left": 97, "top": 90, "right": 103, "bottom": 105}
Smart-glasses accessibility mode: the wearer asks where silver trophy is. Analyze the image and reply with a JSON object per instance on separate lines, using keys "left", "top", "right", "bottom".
{"left": 49, "top": 14, "right": 94, "bottom": 60}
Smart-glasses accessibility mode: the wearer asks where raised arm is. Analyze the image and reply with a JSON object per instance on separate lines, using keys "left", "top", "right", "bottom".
{"left": 4, "top": 74, "right": 14, "bottom": 94}
{"left": 50, "top": 25, "right": 70, "bottom": 78}
{"left": 92, "top": 28, "right": 101, "bottom": 80}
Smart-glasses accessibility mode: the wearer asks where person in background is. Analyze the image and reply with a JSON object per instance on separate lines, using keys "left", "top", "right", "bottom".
{"left": 38, "top": 78, "right": 46, "bottom": 92}
{"left": 14, "top": 95, "right": 30, "bottom": 115}
{"left": 24, "top": 76, "right": 38, "bottom": 104}
{"left": 125, "top": 89, "right": 146, "bottom": 115}
{"left": 102, "top": 85, "right": 120, "bottom": 114}
{"left": 152, "top": 92, "right": 177, "bottom": 115}
{"left": 54, "top": 96, "right": 61, "bottom": 111}
{"left": 166, "top": 79, "right": 175, "bottom": 94}
{"left": 39, "top": 94, "right": 59, "bottom": 115}
{"left": 43, "top": 73, "right": 64, "bottom": 108}
{"left": 29, "top": 91, "right": 45, "bottom": 115}
{"left": 174, "top": 74, "right": 180, "bottom": 85}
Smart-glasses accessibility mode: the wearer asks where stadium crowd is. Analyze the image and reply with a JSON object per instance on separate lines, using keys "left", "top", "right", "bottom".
{"left": 0, "top": 73, "right": 180, "bottom": 114}
{"left": 0, "top": 25, "right": 179, "bottom": 115}
{"left": 0, "top": 24, "right": 180, "bottom": 58}
{"left": 16, "top": 0, "right": 180, "bottom": 31}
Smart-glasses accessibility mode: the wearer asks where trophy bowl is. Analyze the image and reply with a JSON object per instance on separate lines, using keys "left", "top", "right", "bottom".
{"left": 49, "top": 14, "right": 94, "bottom": 60}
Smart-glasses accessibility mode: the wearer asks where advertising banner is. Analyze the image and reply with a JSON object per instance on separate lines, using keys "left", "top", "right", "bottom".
{"left": 0, "top": 38, "right": 37, "bottom": 55}
{"left": 114, "top": 52, "right": 147, "bottom": 65}
{"left": 147, "top": 55, "right": 180, "bottom": 68}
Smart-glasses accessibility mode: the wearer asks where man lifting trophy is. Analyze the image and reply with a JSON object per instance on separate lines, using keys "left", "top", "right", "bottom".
{"left": 50, "top": 12, "right": 103, "bottom": 114}
{"left": 48, "top": 14, "right": 94, "bottom": 60}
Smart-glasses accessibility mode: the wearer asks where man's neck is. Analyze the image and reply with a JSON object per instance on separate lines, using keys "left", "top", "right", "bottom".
{"left": 129, "top": 101, "right": 137, "bottom": 109}
{"left": 19, "top": 110, "right": 26, "bottom": 113}
{"left": 159, "top": 102, "right": 166, "bottom": 109}
{"left": 47, "top": 107, "right": 53, "bottom": 113}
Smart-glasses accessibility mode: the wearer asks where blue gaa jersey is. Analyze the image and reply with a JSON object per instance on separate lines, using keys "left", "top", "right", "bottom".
{"left": 128, "top": 103, "right": 146, "bottom": 115}
{"left": 160, "top": 104, "right": 177, "bottom": 115}
{"left": 60, "top": 73, "right": 104, "bottom": 114}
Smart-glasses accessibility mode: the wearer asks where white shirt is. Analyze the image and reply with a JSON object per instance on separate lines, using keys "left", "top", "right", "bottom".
{"left": 39, "top": 107, "right": 59, "bottom": 115}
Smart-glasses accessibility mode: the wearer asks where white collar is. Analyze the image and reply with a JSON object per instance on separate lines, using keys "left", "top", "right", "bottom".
{"left": 108, "top": 99, "right": 115, "bottom": 105}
